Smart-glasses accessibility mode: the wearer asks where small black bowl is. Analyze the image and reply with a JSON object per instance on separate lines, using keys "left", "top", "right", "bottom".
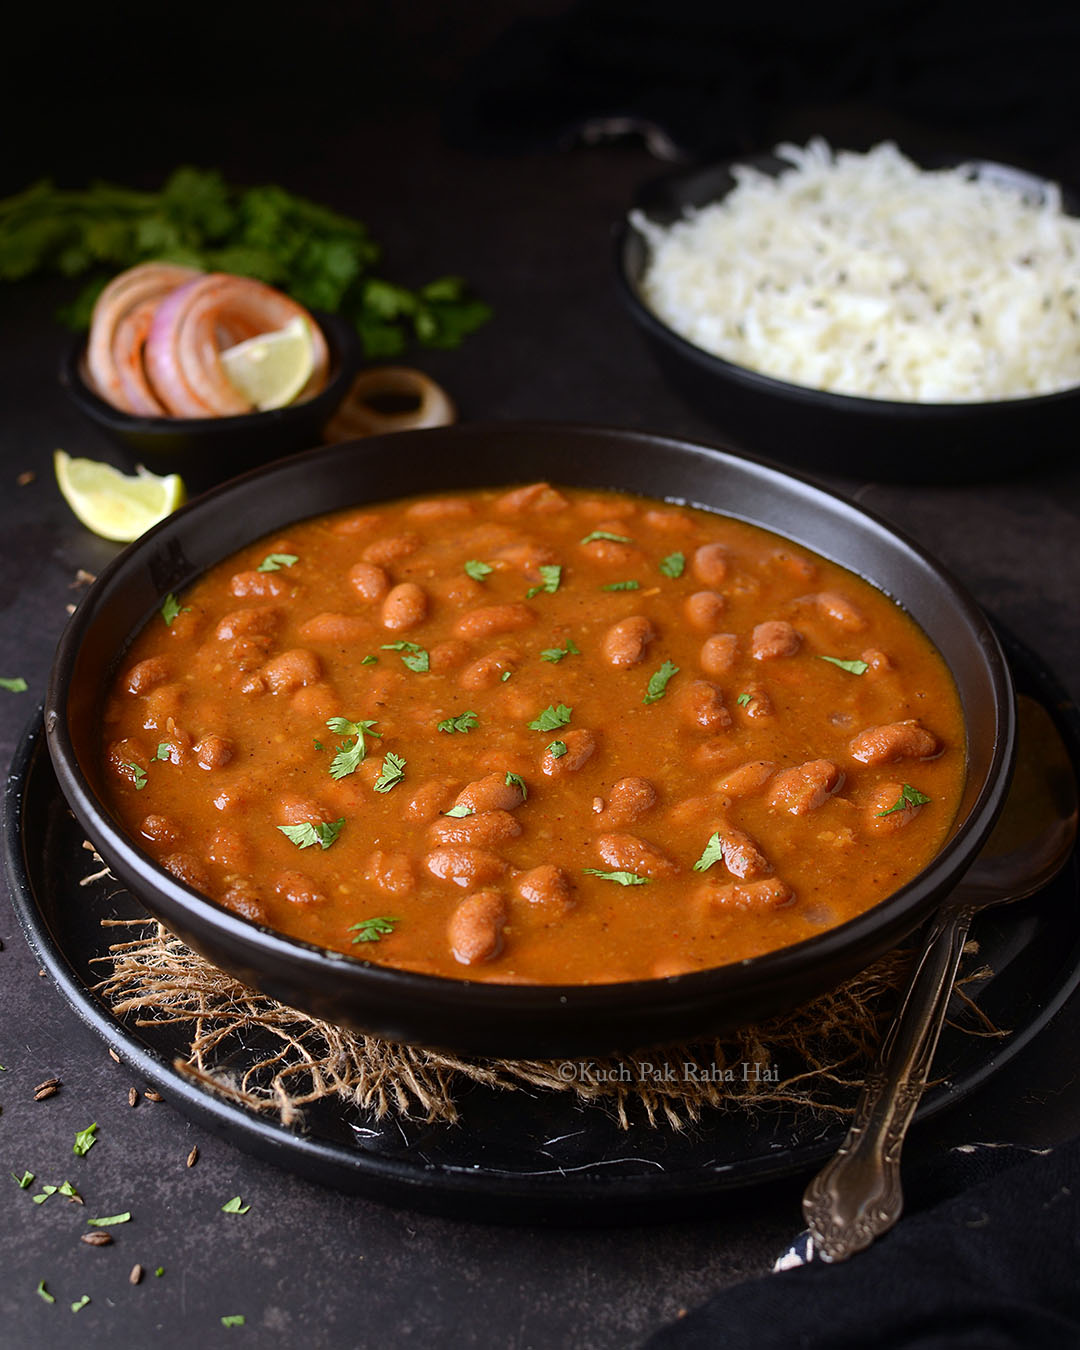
{"left": 59, "top": 310, "right": 359, "bottom": 491}
{"left": 44, "top": 422, "right": 1015, "bottom": 1057}
{"left": 616, "top": 153, "right": 1080, "bottom": 483}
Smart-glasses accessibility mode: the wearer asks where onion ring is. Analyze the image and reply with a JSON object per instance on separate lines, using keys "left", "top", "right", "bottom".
{"left": 324, "top": 367, "right": 457, "bottom": 442}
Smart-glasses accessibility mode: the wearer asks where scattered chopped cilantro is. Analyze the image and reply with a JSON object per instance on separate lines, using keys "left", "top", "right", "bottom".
{"left": 325, "top": 716, "right": 381, "bottom": 779}
{"left": 547, "top": 740, "right": 568, "bottom": 759}
{"left": 33, "top": 1181, "right": 81, "bottom": 1204}
{"left": 313, "top": 739, "right": 324, "bottom": 751}
{"left": 500, "top": 670, "right": 511, "bottom": 681}
{"left": 693, "top": 833, "right": 725, "bottom": 873}
{"left": 505, "top": 772, "right": 527, "bottom": 801}
{"left": 37, "top": 1281, "right": 54, "bottom": 1304}
{"left": 72, "top": 1123, "right": 98, "bottom": 1157}
{"left": 256, "top": 553, "right": 298, "bottom": 573}
{"left": 153, "top": 742, "right": 171, "bottom": 761}
{"left": 373, "top": 751, "right": 406, "bottom": 793}
{"left": 582, "top": 869, "right": 650, "bottom": 886}
{"left": 602, "top": 580, "right": 640, "bottom": 591}
{"left": 278, "top": 819, "right": 344, "bottom": 851}
{"left": 12, "top": 1170, "right": 34, "bottom": 1189}
{"left": 126, "top": 763, "right": 147, "bottom": 790}
{"left": 529, "top": 703, "right": 572, "bottom": 732}
{"left": 877, "top": 784, "right": 932, "bottom": 817}
{"left": 736, "top": 693, "right": 752, "bottom": 707}
{"left": 381, "top": 640, "right": 429, "bottom": 673}
{"left": 525, "top": 564, "right": 562, "bottom": 599}
{"left": 659, "top": 552, "right": 686, "bottom": 578}
{"left": 86, "top": 1212, "right": 130, "bottom": 1226}
{"left": 540, "top": 639, "right": 580, "bottom": 663}
{"left": 819, "top": 656, "right": 870, "bottom": 675}
{"left": 464, "top": 559, "right": 493, "bottom": 581}
{"left": 643, "top": 660, "right": 679, "bottom": 705}
{"left": 580, "top": 530, "right": 632, "bottom": 546}
{"left": 221, "top": 1196, "right": 250, "bottom": 1215}
{"left": 71, "top": 1295, "right": 90, "bottom": 1313}
{"left": 160, "top": 593, "right": 189, "bottom": 626}
{"left": 360, "top": 654, "right": 378, "bottom": 665}
{"left": 0, "top": 676, "right": 27, "bottom": 693}
{"left": 443, "top": 804, "right": 475, "bottom": 819}
{"left": 221, "top": 1316, "right": 246, "bottom": 1328}
{"left": 155, "top": 1268, "right": 165, "bottom": 1278}
{"left": 437, "top": 710, "right": 478, "bottom": 734}
{"left": 349, "top": 916, "right": 400, "bottom": 944}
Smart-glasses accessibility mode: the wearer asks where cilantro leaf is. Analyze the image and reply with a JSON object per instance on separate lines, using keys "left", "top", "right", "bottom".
{"left": 126, "top": 763, "right": 147, "bottom": 790}
{"left": 373, "top": 751, "right": 406, "bottom": 793}
{"left": 278, "top": 819, "right": 344, "bottom": 850}
{"left": 877, "top": 784, "right": 932, "bottom": 817}
{"left": 160, "top": 593, "right": 189, "bottom": 626}
{"left": 505, "top": 772, "right": 527, "bottom": 801}
{"left": 547, "top": 740, "right": 567, "bottom": 759}
{"left": 349, "top": 916, "right": 400, "bottom": 944}
{"left": 221, "top": 1196, "right": 250, "bottom": 1214}
{"left": 86, "top": 1212, "right": 130, "bottom": 1226}
{"left": 736, "top": 692, "right": 752, "bottom": 707}
{"left": 437, "top": 710, "right": 478, "bottom": 734}
{"left": 464, "top": 559, "right": 492, "bottom": 581}
{"left": 37, "top": 1281, "right": 54, "bottom": 1304}
{"left": 72, "top": 1123, "right": 97, "bottom": 1157}
{"left": 326, "top": 716, "right": 381, "bottom": 778}
{"left": 525, "top": 564, "right": 562, "bottom": 599}
{"left": 582, "top": 869, "right": 650, "bottom": 886}
{"left": 693, "top": 832, "right": 725, "bottom": 873}
{"left": 360, "top": 654, "right": 378, "bottom": 665}
{"left": 819, "top": 655, "right": 870, "bottom": 675}
{"left": 154, "top": 742, "right": 171, "bottom": 761}
{"left": 222, "top": 1316, "right": 246, "bottom": 1328}
{"left": 12, "top": 1170, "right": 34, "bottom": 1189}
{"left": 381, "top": 640, "right": 429, "bottom": 673}
{"left": 540, "top": 639, "right": 580, "bottom": 663}
{"left": 529, "top": 703, "right": 572, "bottom": 732}
{"left": 0, "top": 676, "right": 27, "bottom": 693}
{"left": 71, "top": 1295, "right": 91, "bottom": 1313}
{"left": 256, "top": 552, "right": 298, "bottom": 573}
{"left": 580, "top": 530, "right": 633, "bottom": 546}
{"left": 643, "top": 660, "right": 679, "bottom": 705}
{"left": 659, "top": 552, "right": 686, "bottom": 578}
{"left": 602, "top": 580, "right": 640, "bottom": 591}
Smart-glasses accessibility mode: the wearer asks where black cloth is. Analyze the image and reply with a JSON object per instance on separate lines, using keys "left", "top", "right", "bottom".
{"left": 649, "top": 1135, "right": 1080, "bottom": 1350}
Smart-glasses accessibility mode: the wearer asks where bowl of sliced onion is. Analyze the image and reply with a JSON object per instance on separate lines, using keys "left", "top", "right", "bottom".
{"left": 60, "top": 262, "right": 359, "bottom": 488}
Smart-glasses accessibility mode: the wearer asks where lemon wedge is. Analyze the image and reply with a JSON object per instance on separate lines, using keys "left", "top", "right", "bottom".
{"left": 219, "top": 316, "right": 316, "bottom": 411}
{"left": 54, "top": 451, "right": 187, "bottom": 542}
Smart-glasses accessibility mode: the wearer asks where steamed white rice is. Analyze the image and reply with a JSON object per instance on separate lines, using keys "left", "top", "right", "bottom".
{"left": 632, "top": 139, "right": 1080, "bottom": 403}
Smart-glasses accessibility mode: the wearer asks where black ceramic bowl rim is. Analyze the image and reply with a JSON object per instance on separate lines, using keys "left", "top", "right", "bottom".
{"left": 44, "top": 421, "right": 1016, "bottom": 1057}
{"left": 58, "top": 309, "right": 357, "bottom": 435}
{"left": 615, "top": 151, "right": 1080, "bottom": 417}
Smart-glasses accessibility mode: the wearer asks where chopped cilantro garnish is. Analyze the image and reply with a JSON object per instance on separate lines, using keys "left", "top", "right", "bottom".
{"left": 86, "top": 1212, "right": 130, "bottom": 1226}
{"left": 540, "top": 639, "right": 580, "bottom": 663}
{"left": 221, "top": 1196, "right": 250, "bottom": 1214}
{"left": 464, "top": 559, "right": 493, "bottom": 581}
{"left": 602, "top": 580, "right": 640, "bottom": 591}
{"left": 153, "top": 742, "right": 171, "bottom": 761}
{"left": 505, "top": 772, "right": 527, "bottom": 801}
{"left": 547, "top": 740, "right": 567, "bottom": 759}
{"left": 33, "top": 1181, "right": 81, "bottom": 1204}
{"left": 72, "top": 1123, "right": 98, "bottom": 1157}
{"left": 582, "top": 869, "right": 650, "bottom": 886}
{"left": 37, "top": 1281, "right": 54, "bottom": 1304}
{"left": 360, "top": 654, "right": 378, "bottom": 665}
{"left": 500, "top": 670, "right": 511, "bottom": 681}
{"left": 381, "top": 640, "right": 429, "bottom": 672}
{"left": 693, "top": 832, "right": 725, "bottom": 873}
{"left": 373, "top": 751, "right": 406, "bottom": 793}
{"left": 877, "top": 784, "right": 932, "bottom": 817}
{"left": 325, "top": 716, "right": 381, "bottom": 779}
{"left": 71, "top": 1295, "right": 91, "bottom": 1313}
{"left": 12, "top": 1170, "right": 34, "bottom": 1189}
{"left": 221, "top": 1316, "right": 246, "bottom": 1328}
{"left": 160, "top": 593, "right": 189, "bottom": 626}
{"left": 349, "top": 916, "right": 400, "bottom": 944}
{"left": 256, "top": 552, "right": 298, "bottom": 573}
{"left": 659, "top": 552, "right": 686, "bottom": 578}
{"left": 0, "top": 676, "right": 27, "bottom": 693}
{"left": 437, "top": 710, "right": 478, "bottom": 734}
{"left": 155, "top": 1268, "right": 165, "bottom": 1278}
{"left": 736, "top": 692, "right": 752, "bottom": 707}
{"left": 819, "top": 656, "right": 870, "bottom": 675}
{"left": 525, "top": 564, "right": 562, "bottom": 599}
{"left": 580, "top": 530, "right": 632, "bottom": 546}
{"left": 643, "top": 660, "right": 679, "bottom": 705}
{"left": 443, "top": 804, "right": 475, "bottom": 819}
{"left": 127, "top": 763, "right": 147, "bottom": 790}
{"left": 313, "top": 739, "right": 324, "bottom": 751}
{"left": 529, "top": 703, "right": 572, "bottom": 732}
{"left": 278, "top": 819, "right": 344, "bottom": 851}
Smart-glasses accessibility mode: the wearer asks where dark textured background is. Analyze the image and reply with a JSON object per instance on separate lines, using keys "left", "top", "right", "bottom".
{"left": 2, "top": 3, "right": 1079, "bottom": 1345}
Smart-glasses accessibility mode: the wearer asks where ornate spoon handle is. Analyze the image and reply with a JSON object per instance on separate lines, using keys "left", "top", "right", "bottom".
{"left": 802, "top": 901, "right": 976, "bottom": 1262}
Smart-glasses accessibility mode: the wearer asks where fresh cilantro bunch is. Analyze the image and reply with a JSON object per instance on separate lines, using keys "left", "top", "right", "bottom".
{"left": 0, "top": 167, "right": 491, "bottom": 355}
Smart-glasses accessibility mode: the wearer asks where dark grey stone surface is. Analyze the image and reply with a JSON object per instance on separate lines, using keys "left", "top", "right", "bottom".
{"left": 1, "top": 106, "right": 1079, "bottom": 1350}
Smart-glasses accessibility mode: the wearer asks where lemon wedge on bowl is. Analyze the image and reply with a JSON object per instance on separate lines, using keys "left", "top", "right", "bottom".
{"left": 219, "top": 316, "right": 316, "bottom": 411}
{"left": 54, "top": 451, "right": 187, "bottom": 542}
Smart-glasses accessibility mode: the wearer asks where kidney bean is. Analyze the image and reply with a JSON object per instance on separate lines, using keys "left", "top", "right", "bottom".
{"left": 718, "top": 828, "right": 773, "bottom": 880}
{"left": 642, "top": 508, "right": 690, "bottom": 531}
{"left": 290, "top": 683, "right": 338, "bottom": 720}
{"left": 850, "top": 720, "right": 941, "bottom": 765}
{"left": 684, "top": 591, "right": 727, "bottom": 632}
{"left": 194, "top": 735, "right": 234, "bottom": 770}
{"left": 814, "top": 590, "right": 867, "bottom": 632}
{"left": 161, "top": 853, "right": 210, "bottom": 892}
{"left": 276, "top": 795, "right": 329, "bottom": 826}
{"left": 348, "top": 562, "right": 391, "bottom": 603}
{"left": 405, "top": 779, "right": 458, "bottom": 823}
{"left": 454, "top": 604, "right": 535, "bottom": 639}
{"left": 299, "top": 612, "right": 372, "bottom": 643}
{"left": 515, "top": 865, "right": 576, "bottom": 912}
{"left": 699, "top": 633, "right": 738, "bottom": 675}
{"left": 692, "top": 542, "right": 729, "bottom": 587}
{"left": 541, "top": 728, "right": 597, "bottom": 776}
{"left": 751, "top": 620, "right": 801, "bottom": 660}
{"left": 861, "top": 647, "right": 894, "bottom": 674}
{"left": 215, "top": 607, "right": 281, "bottom": 640}
{"left": 425, "top": 847, "right": 508, "bottom": 888}
{"left": 455, "top": 772, "right": 526, "bottom": 814}
{"left": 220, "top": 877, "right": 267, "bottom": 922}
{"left": 602, "top": 615, "right": 656, "bottom": 667}
{"left": 494, "top": 540, "right": 559, "bottom": 577}
{"left": 770, "top": 551, "right": 818, "bottom": 583}
{"left": 405, "top": 497, "right": 474, "bottom": 521}
{"left": 768, "top": 760, "right": 843, "bottom": 815}
{"left": 665, "top": 795, "right": 714, "bottom": 828}
{"left": 363, "top": 533, "right": 423, "bottom": 567}
{"left": 331, "top": 510, "right": 380, "bottom": 535}
{"left": 429, "top": 809, "right": 523, "bottom": 848}
{"left": 274, "top": 871, "right": 326, "bottom": 905}
{"left": 715, "top": 760, "right": 777, "bottom": 798}
{"left": 230, "top": 570, "right": 289, "bottom": 599}
{"left": 865, "top": 782, "right": 924, "bottom": 833}
{"left": 581, "top": 530, "right": 636, "bottom": 565}
{"left": 107, "top": 738, "right": 146, "bottom": 780}
{"left": 696, "top": 877, "right": 793, "bottom": 911}
{"left": 738, "top": 684, "right": 774, "bottom": 719}
{"left": 125, "top": 656, "right": 169, "bottom": 695}
{"left": 224, "top": 636, "right": 272, "bottom": 671}
{"left": 594, "top": 833, "right": 680, "bottom": 878}
{"left": 207, "top": 827, "right": 249, "bottom": 870}
{"left": 381, "top": 582, "right": 429, "bottom": 631}
{"left": 140, "top": 813, "right": 180, "bottom": 845}
{"left": 460, "top": 648, "right": 519, "bottom": 690}
{"left": 262, "top": 648, "right": 321, "bottom": 693}
{"left": 494, "top": 482, "right": 568, "bottom": 515}
{"left": 448, "top": 890, "right": 508, "bottom": 964}
{"left": 676, "top": 680, "right": 731, "bottom": 733}
{"left": 596, "top": 776, "right": 657, "bottom": 827}
{"left": 366, "top": 850, "right": 416, "bottom": 895}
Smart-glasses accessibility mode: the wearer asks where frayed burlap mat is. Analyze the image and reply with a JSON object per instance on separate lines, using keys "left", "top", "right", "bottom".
{"left": 92, "top": 917, "right": 1003, "bottom": 1132}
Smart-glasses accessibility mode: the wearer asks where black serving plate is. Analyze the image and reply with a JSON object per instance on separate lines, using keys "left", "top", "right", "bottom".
{"left": 616, "top": 153, "right": 1080, "bottom": 483}
{"left": 5, "top": 634, "right": 1079, "bottom": 1223}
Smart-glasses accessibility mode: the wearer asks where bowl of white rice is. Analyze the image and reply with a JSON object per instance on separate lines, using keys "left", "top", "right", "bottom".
{"left": 617, "top": 139, "right": 1080, "bottom": 480}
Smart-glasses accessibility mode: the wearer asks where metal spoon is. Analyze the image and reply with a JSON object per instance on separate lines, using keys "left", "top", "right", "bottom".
{"left": 803, "top": 694, "right": 1079, "bottom": 1262}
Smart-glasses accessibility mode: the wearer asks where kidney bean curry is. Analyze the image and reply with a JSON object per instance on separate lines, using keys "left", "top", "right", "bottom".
{"left": 102, "top": 483, "right": 965, "bottom": 983}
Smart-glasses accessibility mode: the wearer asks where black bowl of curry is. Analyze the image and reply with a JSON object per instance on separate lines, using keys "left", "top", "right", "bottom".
{"left": 45, "top": 422, "right": 1014, "bottom": 1056}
